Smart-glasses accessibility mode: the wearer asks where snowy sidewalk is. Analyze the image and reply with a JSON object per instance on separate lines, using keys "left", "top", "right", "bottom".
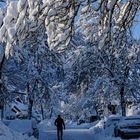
{"left": 39, "top": 129, "right": 94, "bottom": 140}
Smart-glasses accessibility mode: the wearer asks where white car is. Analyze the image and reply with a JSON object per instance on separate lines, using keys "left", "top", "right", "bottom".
{"left": 114, "top": 116, "right": 140, "bottom": 139}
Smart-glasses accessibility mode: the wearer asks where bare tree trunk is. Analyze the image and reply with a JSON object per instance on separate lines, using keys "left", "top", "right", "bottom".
{"left": 40, "top": 103, "right": 44, "bottom": 120}
{"left": 0, "top": 52, "right": 5, "bottom": 120}
{"left": 120, "top": 66, "right": 129, "bottom": 116}
{"left": 49, "top": 107, "right": 53, "bottom": 118}
{"left": 0, "top": 94, "right": 4, "bottom": 120}
{"left": 27, "top": 83, "right": 33, "bottom": 119}
{"left": 28, "top": 98, "right": 33, "bottom": 119}
{"left": 120, "top": 84, "right": 126, "bottom": 116}
{"left": 1, "top": 104, "right": 4, "bottom": 120}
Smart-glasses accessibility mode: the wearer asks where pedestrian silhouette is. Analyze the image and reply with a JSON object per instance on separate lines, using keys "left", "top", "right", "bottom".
{"left": 54, "top": 115, "right": 65, "bottom": 140}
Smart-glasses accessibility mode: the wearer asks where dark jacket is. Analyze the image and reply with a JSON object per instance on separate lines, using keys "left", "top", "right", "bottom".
{"left": 54, "top": 116, "right": 65, "bottom": 130}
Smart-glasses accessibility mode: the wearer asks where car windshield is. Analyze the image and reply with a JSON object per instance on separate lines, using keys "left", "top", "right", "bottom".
{"left": 128, "top": 125, "right": 140, "bottom": 129}
{"left": 117, "top": 117, "right": 140, "bottom": 127}
{"left": 125, "top": 118, "right": 140, "bottom": 120}
{"left": 120, "top": 125, "right": 140, "bottom": 129}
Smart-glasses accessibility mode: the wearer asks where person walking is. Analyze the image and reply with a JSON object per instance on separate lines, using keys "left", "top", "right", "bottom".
{"left": 54, "top": 115, "right": 65, "bottom": 140}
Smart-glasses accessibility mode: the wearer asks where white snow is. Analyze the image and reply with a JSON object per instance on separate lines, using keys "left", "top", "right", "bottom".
{"left": 8, "top": 27, "right": 16, "bottom": 40}
{"left": 0, "top": 121, "right": 36, "bottom": 140}
{"left": 116, "top": 2, "right": 130, "bottom": 24}
{"left": 107, "top": 0, "right": 117, "bottom": 10}
{"left": 4, "top": 120, "right": 32, "bottom": 134}
{"left": 127, "top": 105, "right": 140, "bottom": 116}
{"left": 7, "top": 1, "right": 18, "bottom": 18}
{"left": 17, "top": 0, "right": 27, "bottom": 13}
{"left": 2, "top": 117, "right": 140, "bottom": 140}
{"left": 39, "top": 118, "right": 124, "bottom": 140}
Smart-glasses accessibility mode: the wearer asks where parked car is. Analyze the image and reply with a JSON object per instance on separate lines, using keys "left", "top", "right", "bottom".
{"left": 114, "top": 116, "right": 140, "bottom": 139}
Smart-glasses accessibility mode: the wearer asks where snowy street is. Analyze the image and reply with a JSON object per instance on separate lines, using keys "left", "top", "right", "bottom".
{"left": 0, "top": 0, "right": 140, "bottom": 140}
{"left": 39, "top": 129, "right": 93, "bottom": 140}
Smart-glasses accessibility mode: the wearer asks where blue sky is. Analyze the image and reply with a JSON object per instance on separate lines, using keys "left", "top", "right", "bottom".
{"left": 132, "top": 11, "right": 140, "bottom": 39}
{"left": 132, "top": 24, "right": 140, "bottom": 39}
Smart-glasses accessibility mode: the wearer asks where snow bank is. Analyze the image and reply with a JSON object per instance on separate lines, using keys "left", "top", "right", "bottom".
{"left": 89, "top": 119, "right": 122, "bottom": 140}
{"left": 38, "top": 118, "right": 56, "bottom": 130}
{"left": 0, "top": 121, "right": 36, "bottom": 140}
{"left": 90, "top": 119, "right": 105, "bottom": 134}
{"left": 5, "top": 120, "right": 32, "bottom": 133}
{"left": 65, "top": 120, "right": 98, "bottom": 129}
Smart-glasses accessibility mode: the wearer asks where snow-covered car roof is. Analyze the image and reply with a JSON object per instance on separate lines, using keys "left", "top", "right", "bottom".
{"left": 117, "top": 116, "right": 140, "bottom": 127}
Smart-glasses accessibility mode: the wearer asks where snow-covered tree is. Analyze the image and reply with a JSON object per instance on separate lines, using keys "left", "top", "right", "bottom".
{"left": 75, "top": 0, "right": 140, "bottom": 116}
{"left": 0, "top": 0, "right": 140, "bottom": 120}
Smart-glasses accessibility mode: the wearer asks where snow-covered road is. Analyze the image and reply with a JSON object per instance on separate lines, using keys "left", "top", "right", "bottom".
{"left": 39, "top": 129, "right": 94, "bottom": 140}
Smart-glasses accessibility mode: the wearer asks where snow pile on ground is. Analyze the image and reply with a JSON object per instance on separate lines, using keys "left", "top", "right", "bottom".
{"left": 5, "top": 120, "right": 32, "bottom": 134}
{"left": 89, "top": 119, "right": 122, "bottom": 140}
{"left": 90, "top": 119, "right": 105, "bottom": 135}
{"left": 0, "top": 121, "right": 36, "bottom": 140}
{"left": 64, "top": 119, "right": 98, "bottom": 129}
{"left": 38, "top": 117, "right": 56, "bottom": 130}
